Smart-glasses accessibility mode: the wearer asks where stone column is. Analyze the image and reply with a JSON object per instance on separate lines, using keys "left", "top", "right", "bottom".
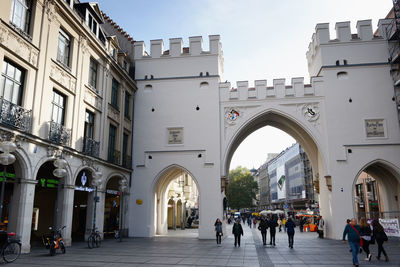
{"left": 96, "top": 190, "right": 105, "bottom": 238}
{"left": 59, "top": 184, "right": 75, "bottom": 246}
{"left": 8, "top": 179, "right": 37, "bottom": 253}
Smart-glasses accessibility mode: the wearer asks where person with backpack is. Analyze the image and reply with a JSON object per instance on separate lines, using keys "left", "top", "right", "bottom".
{"left": 268, "top": 215, "right": 278, "bottom": 246}
{"left": 342, "top": 218, "right": 361, "bottom": 267}
{"left": 258, "top": 217, "right": 268, "bottom": 245}
{"left": 372, "top": 219, "right": 389, "bottom": 262}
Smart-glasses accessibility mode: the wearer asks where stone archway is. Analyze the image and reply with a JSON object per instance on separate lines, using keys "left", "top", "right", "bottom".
{"left": 353, "top": 160, "right": 400, "bottom": 220}
{"left": 153, "top": 165, "right": 199, "bottom": 236}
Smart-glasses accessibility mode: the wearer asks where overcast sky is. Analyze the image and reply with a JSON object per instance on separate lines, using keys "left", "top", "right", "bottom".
{"left": 96, "top": 0, "right": 393, "bottom": 170}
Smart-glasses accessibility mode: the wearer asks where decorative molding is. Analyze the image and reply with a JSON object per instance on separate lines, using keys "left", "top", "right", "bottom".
{"left": 50, "top": 60, "right": 77, "bottom": 94}
{"left": 84, "top": 87, "right": 102, "bottom": 111}
{"left": 45, "top": 0, "right": 58, "bottom": 22}
{"left": 108, "top": 105, "right": 120, "bottom": 122}
{"left": 82, "top": 157, "right": 95, "bottom": 168}
{"left": 300, "top": 103, "right": 320, "bottom": 124}
{"left": 0, "top": 129, "right": 15, "bottom": 142}
{"left": 0, "top": 23, "right": 39, "bottom": 67}
{"left": 79, "top": 35, "right": 89, "bottom": 55}
{"left": 103, "top": 64, "right": 111, "bottom": 78}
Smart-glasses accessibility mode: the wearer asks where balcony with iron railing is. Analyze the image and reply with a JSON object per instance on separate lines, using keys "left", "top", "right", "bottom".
{"left": 107, "top": 149, "right": 120, "bottom": 165}
{"left": 48, "top": 121, "right": 71, "bottom": 146}
{"left": 82, "top": 137, "right": 100, "bottom": 158}
{"left": 122, "top": 155, "right": 132, "bottom": 169}
{"left": 0, "top": 98, "right": 32, "bottom": 133}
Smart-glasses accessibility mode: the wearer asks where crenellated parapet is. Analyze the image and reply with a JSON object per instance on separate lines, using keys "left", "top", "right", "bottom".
{"left": 219, "top": 77, "right": 323, "bottom": 102}
{"left": 306, "top": 19, "right": 392, "bottom": 77}
{"left": 134, "top": 35, "right": 222, "bottom": 59}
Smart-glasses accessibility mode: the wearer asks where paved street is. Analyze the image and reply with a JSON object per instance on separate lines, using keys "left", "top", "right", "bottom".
{"left": 10, "top": 224, "right": 400, "bottom": 266}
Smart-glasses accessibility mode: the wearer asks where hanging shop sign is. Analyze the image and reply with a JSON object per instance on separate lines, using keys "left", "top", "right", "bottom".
{"left": 0, "top": 171, "right": 15, "bottom": 182}
{"left": 39, "top": 178, "right": 59, "bottom": 188}
{"left": 75, "top": 171, "right": 94, "bottom": 192}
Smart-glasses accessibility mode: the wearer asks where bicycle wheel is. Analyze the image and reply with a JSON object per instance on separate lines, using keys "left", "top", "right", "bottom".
{"left": 60, "top": 241, "right": 66, "bottom": 254}
{"left": 94, "top": 233, "right": 101, "bottom": 248}
{"left": 3, "top": 241, "right": 21, "bottom": 263}
{"left": 87, "top": 235, "right": 94, "bottom": 249}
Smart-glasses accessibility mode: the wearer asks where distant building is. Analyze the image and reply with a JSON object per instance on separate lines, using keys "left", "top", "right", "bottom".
{"left": 256, "top": 144, "right": 315, "bottom": 210}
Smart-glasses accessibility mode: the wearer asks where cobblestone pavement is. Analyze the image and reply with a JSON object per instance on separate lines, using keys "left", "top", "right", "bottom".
{"left": 10, "top": 224, "right": 400, "bottom": 266}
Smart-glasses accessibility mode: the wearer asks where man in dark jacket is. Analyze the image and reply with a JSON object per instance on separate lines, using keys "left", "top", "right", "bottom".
{"left": 258, "top": 217, "right": 268, "bottom": 245}
{"left": 232, "top": 220, "right": 244, "bottom": 247}
{"left": 268, "top": 216, "right": 278, "bottom": 246}
{"left": 285, "top": 217, "right": 296, "bottom": 249}
{"left": 343, "top": 218, "right": 361, "bottom": 267}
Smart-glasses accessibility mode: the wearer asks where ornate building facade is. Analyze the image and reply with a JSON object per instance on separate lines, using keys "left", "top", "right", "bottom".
{"left": 0, "top": 0, "right": 136, "bottom": 252}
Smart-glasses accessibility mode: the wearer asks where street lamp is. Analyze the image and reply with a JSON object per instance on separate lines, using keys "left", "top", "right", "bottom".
{"left": 91, "top": 171, "right": 102, "bottom": 234}
{"left": 0, "top": 141, "right": 16, "bottom": 227}
{"left": 53, "top": 158, "right": 67, "bottom": 230}
{"left": 118, "top": 179, "right": 127, "bottom": 242}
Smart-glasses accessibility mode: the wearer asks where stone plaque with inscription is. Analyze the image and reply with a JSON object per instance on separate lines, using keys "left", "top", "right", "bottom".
{"left": 168, "top": 128, "right": 183, "bottom": 144}
{"left": 365, "top": 119, "right": 385, "bottom": 138}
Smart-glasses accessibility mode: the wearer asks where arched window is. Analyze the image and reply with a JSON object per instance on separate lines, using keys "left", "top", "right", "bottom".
{"left": 200, "top": 82, "right": 209, "bottom": 88}
{"left": 337, "top": 71, "right": 348, "bottom": 80}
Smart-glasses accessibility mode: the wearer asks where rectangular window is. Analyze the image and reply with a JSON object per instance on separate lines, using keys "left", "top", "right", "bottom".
{"left": 111, "top": 78, "right": 119, "bottom": 108}
{"left": 110, "top": 45, "right": 116, "bottom": 58}
{"left": 0, "top": 60, "right": 24, "bottom": 105}
{"left": 51, "top": 90, "right": 66, "bottom": 125}
{"left": 88, "top": 14, "right": 97, "bottom": 36}
{"left": 108, "top": 124, "right": 116, "bottom": 162}
{"left": 57, "top": 29, "right": 71, "bottom": 67}
{"left": 84, "top": 110, "right": 94, "bottom": 139}
{"left": 124, "top": 92, "right": 130, "bottom": 118}
{"left": 88, "top": 58, "right": 98, "bottom": 89}
{"left": 122, "top": 133, "right": 128, "bottom": 167}
{"left": 10, "top": 0, "right": 31, "bottom": 34}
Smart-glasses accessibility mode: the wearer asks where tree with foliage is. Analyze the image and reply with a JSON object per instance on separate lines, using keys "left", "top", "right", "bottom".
{"left": 226, "top": 166, "right": 258, "bottom": 210}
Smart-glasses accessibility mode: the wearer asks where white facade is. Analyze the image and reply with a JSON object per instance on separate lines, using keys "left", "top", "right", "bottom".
{"left": 131, "top": 18, "right": 400, "bottom": 240}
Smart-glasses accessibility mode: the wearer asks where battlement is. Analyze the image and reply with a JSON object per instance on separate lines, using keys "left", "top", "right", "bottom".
{"left": 306, "top": 19, "right": 389, "bottom": 64}
{"left": 134, "top": 35, "right": 222, "bottom": 59}
{"left": 219, "top": 77, "right": 323, "bottom": 101}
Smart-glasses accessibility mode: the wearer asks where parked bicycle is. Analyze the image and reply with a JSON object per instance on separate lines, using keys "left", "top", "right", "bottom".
{"left": 0, "top": 231, "right": 21, "bottom": 263}
{"left": 87, "top": 228, "right": 101, "bottom": 249}
{"left": 42, "top": 226, "right": 66, "bottom": 256}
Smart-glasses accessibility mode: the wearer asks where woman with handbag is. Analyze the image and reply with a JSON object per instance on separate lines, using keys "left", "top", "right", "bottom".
{"left": 372, "top": 219, "right": 389, "bottom": 262}
{"left": 342, "top": 218, "right": 361, "bottom": 267}
{"left": 359, "top": 218, "right": 372, "bottom": 261}
{"left": 214, "top": 218, "right": 223, "bottom": 245}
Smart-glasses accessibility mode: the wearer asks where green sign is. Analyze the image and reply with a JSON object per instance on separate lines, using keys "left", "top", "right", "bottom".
{"left": 39, "top": 178, "right": 59, "bottom": 188}
{"left": 0, "top": 172, "right": 15, "bottom": 182}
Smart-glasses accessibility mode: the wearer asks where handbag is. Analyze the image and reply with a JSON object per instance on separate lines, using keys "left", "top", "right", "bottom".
{"left": 350, "top": 224, "right": 363, "bottom": 247}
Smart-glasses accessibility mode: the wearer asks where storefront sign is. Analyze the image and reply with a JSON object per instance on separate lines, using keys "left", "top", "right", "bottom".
{"left": 365, "top": 119, "right": 385, "bottom": 138}
{"left": 106, "top": 189, "right": 122, "bottom": 195}
{"left": 379, "top": 218, "right": 400, "bottom": 237}
{"left": 74, "top": 172, "right": 94, "bottom": 192}
{"left": 0, "top": 171, "right": 15, "bottom": 182}
{"left": 39, "top": 178, "right": 59, "bottom": 188}
{"left": 168, "top": 128, "right": 183, "bottom": 144}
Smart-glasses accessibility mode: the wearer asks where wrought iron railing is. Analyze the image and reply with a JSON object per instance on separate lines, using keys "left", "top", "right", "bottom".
{"left": 122, "top": 155, "right": 132, "bottom": 169}
{"left": 48, "top": 121, "right": 71, "bottom": 146}
{"left": 0, "top": 98, "right": 32, "bottom": 132}
{"left": 107, "top": 149, "right": 120, "bottom": 165}
{"left": 82, "top": 137, "right": 100, "bottom": 157}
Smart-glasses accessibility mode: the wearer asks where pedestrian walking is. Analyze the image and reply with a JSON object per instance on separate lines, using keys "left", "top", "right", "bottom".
{"left": 277, "top": 218, "right": 282, "bottom": 232}
{"left": 359, "top": 217, "right": 372, "bottom": 261}
{"left": 299, "top": 217, "right": 304, "bottom": 232}
{"left": 253, "top": 217, "right": 257, "bottom": 228}
{"left": 232, "top": 220, "right": 244, "bottom": 247}
{"left": 282, "top": 218, "right": 287, "bottom": 232}
{"left": 247, "top": 217, "right": 251, "bottom": 228}
{"left": 318, "top": 216, "right": 325, "bottom": 238}
{"left": 258, "top": 217, "right": 268, "bottom": 245}
{"left": 285, "top": 217, "right": 295, "bottom": 249}
{"left": 214, "top": 218, "right": 223, "bottom": 245}
{"left": 342, "top": 218, "right": 361, "bottom": 267}
{"left": 372, "top": 219, "right": 389, "bottom": 262}
{"left": 268, "top": 215, "right": 278, "bottom": 246}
